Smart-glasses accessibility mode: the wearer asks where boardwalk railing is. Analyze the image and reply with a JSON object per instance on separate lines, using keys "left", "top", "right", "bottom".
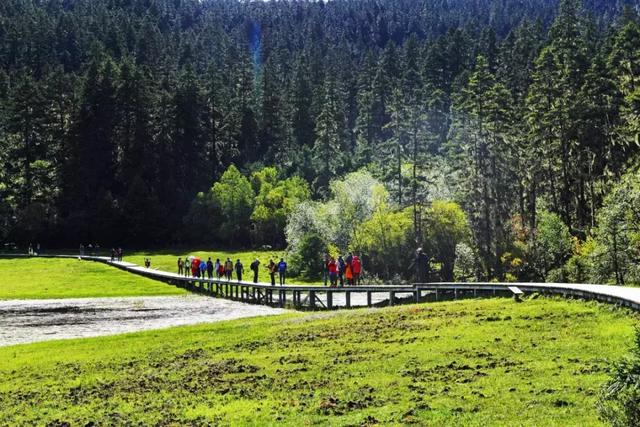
{"left": 5, "top": 254, "right": 640, "bottom": 311}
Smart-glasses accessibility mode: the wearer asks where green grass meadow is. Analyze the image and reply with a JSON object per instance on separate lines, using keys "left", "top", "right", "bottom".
{"left": 0, "top": 257, "right": 185, "bottom": 299}
{"left": 0, "top": 297, "right": 636, "bottom": 426}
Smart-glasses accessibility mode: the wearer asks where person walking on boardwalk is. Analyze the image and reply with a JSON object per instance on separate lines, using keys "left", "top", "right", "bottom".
{"left": 337, "top": 255, "right": 346, "bottom": 287}
{"left": 185, "top": 258, "right": 191, "bottom": 277}
{"left": 322, "top": 254, "right": 329, "bottom": 286}
{"left": 192, "top": 259, "right": 199, "bottom": 277}
{"left": 111, "top": 248, "right": 116, "bottom": 262}
{"left": 328, "top": 257, "right": 338, "bottom": 287}
{"left": 224, "top": 258, "right": 233, "bottom": 281}
{"left": 345, "top": 262, "right": 354, "bottom": 286}
{"left": 250, "top": 259, "right": 260, "bottom": 283}
{"left": 277, "top": 258, "right": 287, "bottom": 286}
{"left": 178, "top": 257, "right": 184, "bottom": 275}
{"left": 267, "top": 259, "right": 276, "bottom": 286}
{"left": 207, "top": 257, "right": 214, "bottom": 279}
{"left": 199, "top": 259, "right": 207, "bottom": 278}
{"left": 235, "top": 259, "right": 244, "bottom": 282}
{"left": 215, "top": 258, "right": 222, "bottom": 279}
{"left": 352, "top": 254, "right": 362, "bottom": 286}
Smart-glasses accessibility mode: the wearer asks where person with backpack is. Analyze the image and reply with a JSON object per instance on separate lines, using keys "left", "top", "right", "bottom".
{"left": 235, "top": 259, "right": 244, "bottom": 282}
{"left": 250, "top": 259, "right": 260, "bottom": 283}
{"left": 207, "top": 258, "right": 214, "bottom": 279}
{"left": 224, "top": 258, "right": 233, "bottom": 281}
{"left": 328, "top": 257, "right": 338, "bottom": 287}
{"left": 352, "top": 254, "right": 362, "bottom": 286}
{"left": 277, "top": 258, "right": 287, "bottom": 286}
{"left": 267, "top": 259, "right": 276, "bottom": 286}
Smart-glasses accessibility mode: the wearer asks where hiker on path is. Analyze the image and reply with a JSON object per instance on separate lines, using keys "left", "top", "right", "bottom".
{"left": 352, "top": 254, "right": 362, "bottom": 286}
{"left": 267, "top": 259, "right": 276, "bottom": 286}
{"left": 191, "top": 259, "right": 199, "bottom": 277}
{"left": 322, "top": 254, "right": 329, "bottom": 286}
{"left": 277, "top": 258, "right": 287, "bottom": 286}
{"left": 117, "top": 248, "right": 123, "bottom": 262}
{"left": 80, "top": 244, "right": 85, "bottom": 256}
{"left": 250, "top": 259, "right": 260, "bottom": 283}
{"left": 178, "top": 257, "right": 184, "bottom": 275}
{"left": 415, "top": 248, "right": 429, "bottom": 283}
{"left": 328, "top": 257, "right": 338, "bottom": 287}
{"left": 338, "top": 255, "right": 346, "bottom": 287}
{"left": 185, "top": 258, "right": 192, "bottom": 277}
{"left": 199, "top": 259, "right": 207, "bottom": 278}
{"left": 144, "top": 258, "right": 151, "bottom": 268}
{"left": 111, "top": 248, "right": 116, "bottom": 262}
{"left": 215, "top": 259, "right": 222, "bottom": 279}
{"left": 345, "top": 262, "right": 354, "bottom": 286}
{"left": 345, "top": 252, "right": 353, "bottom": 268}
{"left": 207, "top": 258, "right": 214, "bottom": 279}
{"left": 235, "top": 259, "right": 244, "bottom": 282}
{"left": 224, "top": 258, "right": 233, "bottom": 281}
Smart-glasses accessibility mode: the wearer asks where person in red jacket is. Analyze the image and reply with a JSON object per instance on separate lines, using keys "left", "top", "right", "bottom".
{"left": 352, "top": 254, "right": 362, "bottom": 286}
{"left": 328, "top": 257, "right": 338, "bottom": 287}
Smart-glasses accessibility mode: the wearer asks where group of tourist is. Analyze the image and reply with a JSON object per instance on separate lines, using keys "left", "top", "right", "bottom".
{"left": 110, "top": 248, "right": 124, "bottom": 261}
{"left": 176, "top": 256, "right": 288, "bottom": 286}
{"left": 323, "top": 252, "right": 363, "bottom": 287}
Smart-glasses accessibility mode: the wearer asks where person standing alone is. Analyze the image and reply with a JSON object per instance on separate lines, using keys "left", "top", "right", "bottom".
{"left": 277, "top": 258, "right": 287, "bottom": 286}
{"left": 235, "top": 259, "right": 244, "bottom": 282}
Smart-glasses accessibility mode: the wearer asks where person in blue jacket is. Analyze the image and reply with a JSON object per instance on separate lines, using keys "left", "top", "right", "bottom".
{"left": 277, "top": 258, "right": 287, "bottom": 286}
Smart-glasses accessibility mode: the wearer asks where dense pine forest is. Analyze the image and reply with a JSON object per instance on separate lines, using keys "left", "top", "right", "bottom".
{"left": 1, "top": 0, "right": 639, "bottom": 283}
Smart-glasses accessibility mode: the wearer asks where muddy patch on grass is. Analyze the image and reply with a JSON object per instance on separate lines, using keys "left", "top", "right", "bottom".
{"left": 0, "top": 295, "right": 287, "bottom": 346}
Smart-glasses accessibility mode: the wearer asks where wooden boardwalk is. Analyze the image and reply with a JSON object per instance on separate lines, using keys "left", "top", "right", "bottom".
{"left": 62, "top": 255, "right": 640, "bottom": 312}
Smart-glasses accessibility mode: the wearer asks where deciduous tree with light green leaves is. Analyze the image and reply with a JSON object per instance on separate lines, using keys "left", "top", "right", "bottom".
{"left": 250, "top": 167, "right": 310, "bottom": 247}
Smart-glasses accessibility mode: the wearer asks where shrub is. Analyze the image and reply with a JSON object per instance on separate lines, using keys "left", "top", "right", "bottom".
{"left": 599, "top": 328, "right": 640, "bottom": 426}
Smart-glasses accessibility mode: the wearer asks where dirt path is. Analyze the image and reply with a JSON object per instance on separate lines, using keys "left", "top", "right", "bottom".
{"left": 0, "top": 295, "right": 287, "bottom": 347}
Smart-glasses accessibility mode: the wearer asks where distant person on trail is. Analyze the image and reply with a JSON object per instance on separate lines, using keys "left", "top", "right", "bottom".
{"left": 345, "top": 262, "right": 353, "bottom": 286}
{"left": 117, "top": 248, "right": 123, "bottom": 262}
{"left": 217, "top": 260, "right": 225, "bottom": 279}
{"left": 235, "top": 259, "right": 244, "bottom": 282}
{"left": 328, "top": 257, "right": 338, "bottom": 287}
{"left": 207, "top": 257, "right": 214, "bottom": 279}
{"left": 352, "top": 254, "right": 362, "bottom": 286}
{"left": 199, "top": 259, "right": 207, "bottom": 278}
{"left": 250, "top": 259, "right": 260, "bottom": 283}
{"left": 178, "top": 257, "right": 184, "bottom": 275}
{"left": 277, "top": 258, "right": 287, "bottom": 286}
{"left": 111, "top": 248, "right": 116, "bottom": 262}
{"left": 79, "top": 244, "right": 85, "bottom": 256}
{"left": 345, "top": 252, "right": 353, "bottom": 268}
{"left": 267, "top": 259, "right": 276, "bottom": 286}
{"left": 338, "top": 255, "right": 346, "bottom": 287}
{"left": 224, "top": 258, "right": 233, "bottom": 281}
{"left": 185, "top": 258, "right": 191, "bottom": 277}
{"left": 322, "top": 254, "right": 329, "bottom": 286}
{"left": 215, "top": 258, "right": 222, "bottom": 279}
{"left": 144, "top": 258, "right": 151, "bottom": 268}
{"left": 415, "top": 248, "right": 428, "bottom": 283}
{"left": 28, "top": 243, "right": 33, "bottom": 256}
{"left": 191, "top": 260, "right": 199, "bottom": 277}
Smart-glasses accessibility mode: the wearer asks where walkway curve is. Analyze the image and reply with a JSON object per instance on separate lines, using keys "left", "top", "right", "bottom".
{"left": 6, "top": 254, "right": 640, "bottom": 311}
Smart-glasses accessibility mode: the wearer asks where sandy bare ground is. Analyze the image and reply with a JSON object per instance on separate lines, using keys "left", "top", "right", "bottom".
{"left": 0, "top": 295, "right": 287, "bottom": 347}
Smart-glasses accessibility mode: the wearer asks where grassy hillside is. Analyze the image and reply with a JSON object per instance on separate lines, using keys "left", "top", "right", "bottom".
{"left": 0, "top": 257, "right": 185, "bottom": 299}
{"left": 0, "top": 297, "right": 635, "bottom": 425}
